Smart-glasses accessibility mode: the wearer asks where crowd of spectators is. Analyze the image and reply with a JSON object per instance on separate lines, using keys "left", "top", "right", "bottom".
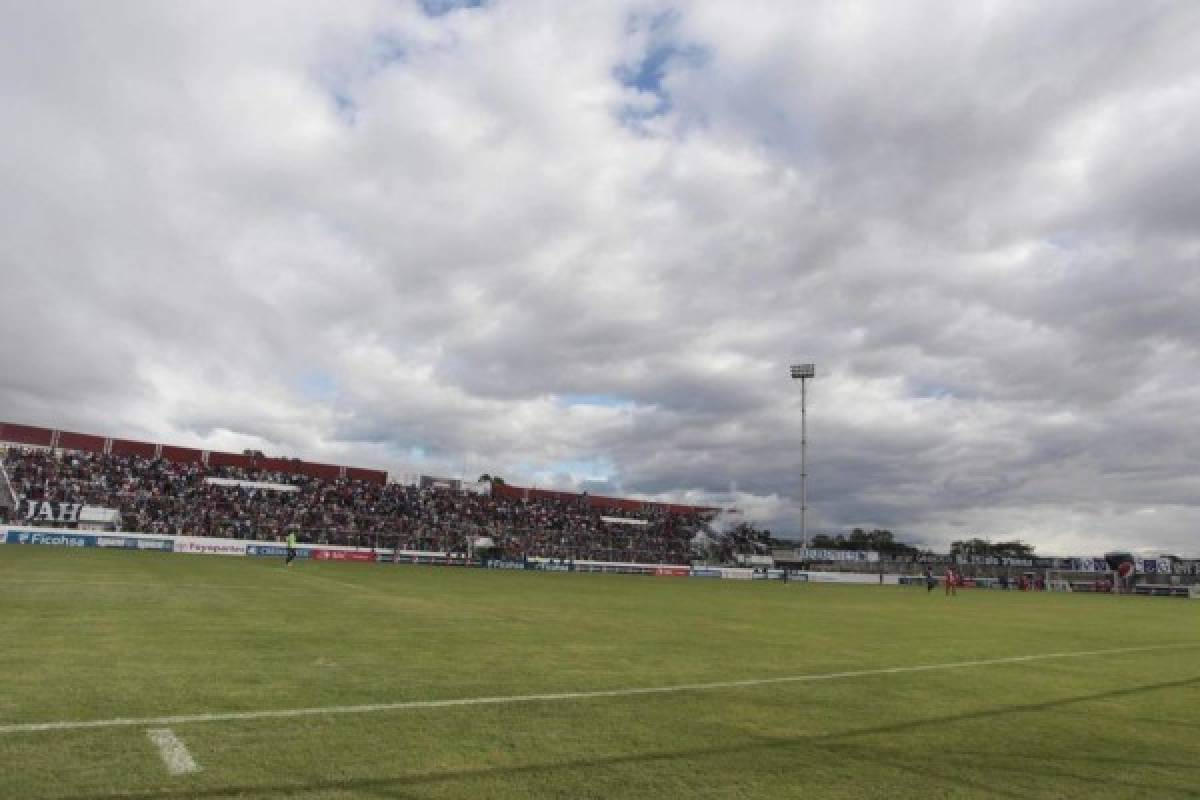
{"left": 3, "top": 447, "right": 710, "bottom": 564}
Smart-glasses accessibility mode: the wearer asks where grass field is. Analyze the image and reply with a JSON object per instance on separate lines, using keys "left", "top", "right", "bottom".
{"left": 1, "top": 547, "right": 1198, "bottom": 799}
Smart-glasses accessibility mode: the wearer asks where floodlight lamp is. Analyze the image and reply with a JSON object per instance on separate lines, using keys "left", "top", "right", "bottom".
{"left": 790, "top": 364, "right": 815, "bottom": 379}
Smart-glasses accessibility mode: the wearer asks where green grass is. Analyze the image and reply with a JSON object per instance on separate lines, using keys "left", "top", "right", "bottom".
{"left": 1, "top": 547, "right": 1198, "bottom": 799}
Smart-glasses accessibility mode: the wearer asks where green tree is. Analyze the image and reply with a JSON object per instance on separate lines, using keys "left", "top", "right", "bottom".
{"left": 809, "top": 534, "right": 838, "bottom": 549}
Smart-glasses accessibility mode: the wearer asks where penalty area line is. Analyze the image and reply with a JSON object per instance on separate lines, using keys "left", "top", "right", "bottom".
{"left": 146, "top": 728, "right": 201, "bottom": 775}
{"left": 2, "top": 643, "right": 1196, "bottom": 736}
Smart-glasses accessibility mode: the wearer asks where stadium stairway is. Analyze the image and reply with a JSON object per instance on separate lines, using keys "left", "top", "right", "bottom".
{"left": 0, "top": 459, "right": 15, "bottom": 515}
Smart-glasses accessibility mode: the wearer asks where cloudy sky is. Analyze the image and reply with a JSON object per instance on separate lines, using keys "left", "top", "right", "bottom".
{"left": 3, "top": 0, "right": 1199, "bottom": 555}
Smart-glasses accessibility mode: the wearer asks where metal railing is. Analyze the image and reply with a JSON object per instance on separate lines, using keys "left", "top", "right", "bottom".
{"left": 0, "top": 458, "right": 18, "bottom": 509}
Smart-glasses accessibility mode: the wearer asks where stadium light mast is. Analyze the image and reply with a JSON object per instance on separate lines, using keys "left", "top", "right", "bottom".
{"left": 790, "top": 363, "right": 816, "bottom": 555}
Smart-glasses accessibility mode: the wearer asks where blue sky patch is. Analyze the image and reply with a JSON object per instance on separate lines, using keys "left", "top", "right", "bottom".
{"left": 330, "top": 89, "right": 358, "bottom": 124}
{"left": 370, "top": 33, "right": 407, "bottom": 69}
{"left": 618, "top": 44, "right": 676, "bottom": 95}
{"left": 909, "top": 381, "right": 966, "bottom": 400}
{"left": 1045, "top": 230, "right": 1081, "bottom": 249}
{"left": 320, "top": 32, "right": 408, "bottom": 126}
{"left": 419, "top": 0, "right": 487, "bottom": 17}
{"left": 519, "top": 457, "right": 617, "bottom": 484}
{"left": 558, "top": 393, "right": 632, "bottom": 408}
{"left": 614, "top": 15, "right": 710, "bottom": 130}
{"left": 296, "top": 370, "right": 339, "bottom": 402}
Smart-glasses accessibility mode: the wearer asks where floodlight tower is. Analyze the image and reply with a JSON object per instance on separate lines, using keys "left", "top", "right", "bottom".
{"left": 790, "top": 363, "right": 816, "bottom": 555}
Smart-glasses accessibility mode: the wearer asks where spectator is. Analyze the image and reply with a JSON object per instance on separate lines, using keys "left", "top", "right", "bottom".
{"left": 2, "top": 446, "right": 710, "bottom": 564}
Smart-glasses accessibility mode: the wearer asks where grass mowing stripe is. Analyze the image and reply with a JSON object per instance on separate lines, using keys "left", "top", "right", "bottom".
{"left": 0, "top": 579, "right": 311, "bottom": 591}
{"left": 2, "top": 642, "right": 1195, "bottom": 735}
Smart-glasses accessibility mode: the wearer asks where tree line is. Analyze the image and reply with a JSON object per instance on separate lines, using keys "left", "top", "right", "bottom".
{"left": 803, "top": 530, "right": 1035, "bottom": 559}
{"left": 947, "top": 537, "right": 1034, "bottom": 558}
{"left": 806, "top": 529, "right": 920, "bottom": 557}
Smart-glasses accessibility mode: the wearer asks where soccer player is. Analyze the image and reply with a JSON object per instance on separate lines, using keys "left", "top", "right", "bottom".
{"left": 924, "top": 566, "right": 936, "bottom": 592}
{"left": 944, "top": 566, "right": 957, "bottom": 596}
{"left": 286, "top": 531, "right": 298, "bottom": 567}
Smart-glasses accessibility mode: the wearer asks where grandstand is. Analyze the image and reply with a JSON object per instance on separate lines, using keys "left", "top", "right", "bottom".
{"left": 3, "top": 420, "right": 1193, "bottom": 585}
{"left": 0, "top": 421, "right": 719, "bottom": 565}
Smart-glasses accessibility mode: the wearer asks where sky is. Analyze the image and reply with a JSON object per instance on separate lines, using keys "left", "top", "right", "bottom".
{"left": 2, "top": 0, "right": 1199, "bottom": 556}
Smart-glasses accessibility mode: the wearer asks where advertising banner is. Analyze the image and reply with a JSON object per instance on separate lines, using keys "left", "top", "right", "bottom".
{"left": 136, "top": 538, "right": 173, "bottom": 552}
{"left": 174, "top": 538, "right": 247, "bottom": 557}
{"left": 800, "top": 571, "right": 901, "bottom": 585}
{"left": 78, "top": 507, "right": 122, "bottom": 527}
{"left": 5, "top": 530, "right": 95, "bottom": 548}
{"left": 720, "top": 568, "right": 755, "bottom": 580}
{"left": 245, "top": 544, "right": 310, "bottom": 558}
{"left": 964, "top": 556, "right": 1034, "bottom": 567}
{"left": 600, "top": 516, "right": 649, "bottom": 527}
{"left": 21, "top": 501, "right": 83, "bottom": 524}
{"left": 94, "top": 536, "right": 170, "bottom": 551}
{"left": 484, "top": 559, "right": 529, "bottom": 570}
{"left": 204, "top": 477, "right": 300, "bottom": 493}
{"left": 797, "top": 549, "right": 880, "bottom": 563}
{"left": 311, "top": 549, "right": 375, "bottom": 562}
{"left": 95, "top": 536, "right": 137, "bottom": 549}
{"left": 395, "top": 553, "right": 455, "bottom": 565}
{"left": 654, "top": 566, "right": 689, "bottom": 577}
{"left": 19, "top": 502, "right": 121, "bottom": 527}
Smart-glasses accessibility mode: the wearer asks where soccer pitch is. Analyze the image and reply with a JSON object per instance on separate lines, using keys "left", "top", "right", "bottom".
{"left": 2, "top": 548, "right": 1197, "bottom": 799}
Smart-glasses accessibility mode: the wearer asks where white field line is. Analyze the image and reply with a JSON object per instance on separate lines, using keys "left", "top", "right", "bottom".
{"left": 1, "top": 643, "right": 1196, "bottom": 736}
{"left": 146, "top": 728, "right": 201, "bottom": 775}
